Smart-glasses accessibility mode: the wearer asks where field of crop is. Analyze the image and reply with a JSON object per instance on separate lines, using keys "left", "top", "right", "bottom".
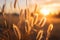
{"left": 0, "top": 0, "right": 60, "bottom": 40}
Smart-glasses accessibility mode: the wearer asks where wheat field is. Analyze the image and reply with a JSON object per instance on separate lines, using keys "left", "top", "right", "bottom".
{"left": 0, "top": 0, "right": 60, "bottom": 40}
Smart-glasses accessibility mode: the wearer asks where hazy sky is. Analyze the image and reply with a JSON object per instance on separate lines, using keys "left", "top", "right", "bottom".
{"left": 0, "top": 0, "right": 60, "bottom": 8}
{"left": 0, "top": 0, "right": 60, "bottom": 12}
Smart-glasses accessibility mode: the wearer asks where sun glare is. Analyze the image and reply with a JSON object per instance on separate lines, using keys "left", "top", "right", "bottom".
{"left": 40, "top": 8, "right": 50, "bottom": 16}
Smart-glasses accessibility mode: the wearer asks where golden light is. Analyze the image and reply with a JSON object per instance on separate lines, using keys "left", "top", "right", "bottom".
{"left": 40, "top": 8, "right": 50, "bottom": 16}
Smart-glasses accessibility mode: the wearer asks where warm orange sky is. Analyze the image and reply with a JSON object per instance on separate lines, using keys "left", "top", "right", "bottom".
{"left": 0, "top": 0, "right": 60, "bottom": 13}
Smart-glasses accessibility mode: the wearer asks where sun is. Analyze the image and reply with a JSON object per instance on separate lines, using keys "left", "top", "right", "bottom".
{"left": 40, "top": 8, "right": 50, "bottom": 16}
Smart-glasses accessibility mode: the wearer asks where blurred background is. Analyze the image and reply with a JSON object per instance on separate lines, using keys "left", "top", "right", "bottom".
{"left": 0, "top": 0, "right": 60, "bottom": 40}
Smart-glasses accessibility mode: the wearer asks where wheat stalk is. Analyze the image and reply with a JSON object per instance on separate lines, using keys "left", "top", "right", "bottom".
{"left": 14, "top": 0, "right": 17, "bottom": 8}
{"left": 36, "top": 30, "right": 43, "bottom": 40}
{"left": 33, "top": 13, "right": 38, "bottom": 25}
{"left": 37, "top": 17, "right": 46, "bottom": 27}
{"left": 46, "top": 24, "right": 53, "bottom": 40}
{"left": 25, "top": 19, "right": 32, "bottom": 35}
{"left": 2, "top": 0, "right": 6, "bottom": 16}
{"left": 13, "top": 24, "right": 21, "bottom": 40}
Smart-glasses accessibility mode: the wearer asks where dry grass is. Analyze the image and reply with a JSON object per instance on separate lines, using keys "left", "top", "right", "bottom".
{"left": 13, "top": 24, "right": 21, "bottom": 40}
{"left": 36, "top": 30, "right": 43, "bottom": 40}
{"left": 37, "top": 17, "right": 46, "bottom": 27}
{"left": 46, "top": 24, "right": 53, "bottom": 40}
{"left": 0, "top": 1, "right": 54, "bottom": 40}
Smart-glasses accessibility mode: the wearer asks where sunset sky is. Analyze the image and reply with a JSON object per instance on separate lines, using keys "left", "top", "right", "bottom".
{"left": 0, "top": 0, "right": 60, "bottom": 13}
